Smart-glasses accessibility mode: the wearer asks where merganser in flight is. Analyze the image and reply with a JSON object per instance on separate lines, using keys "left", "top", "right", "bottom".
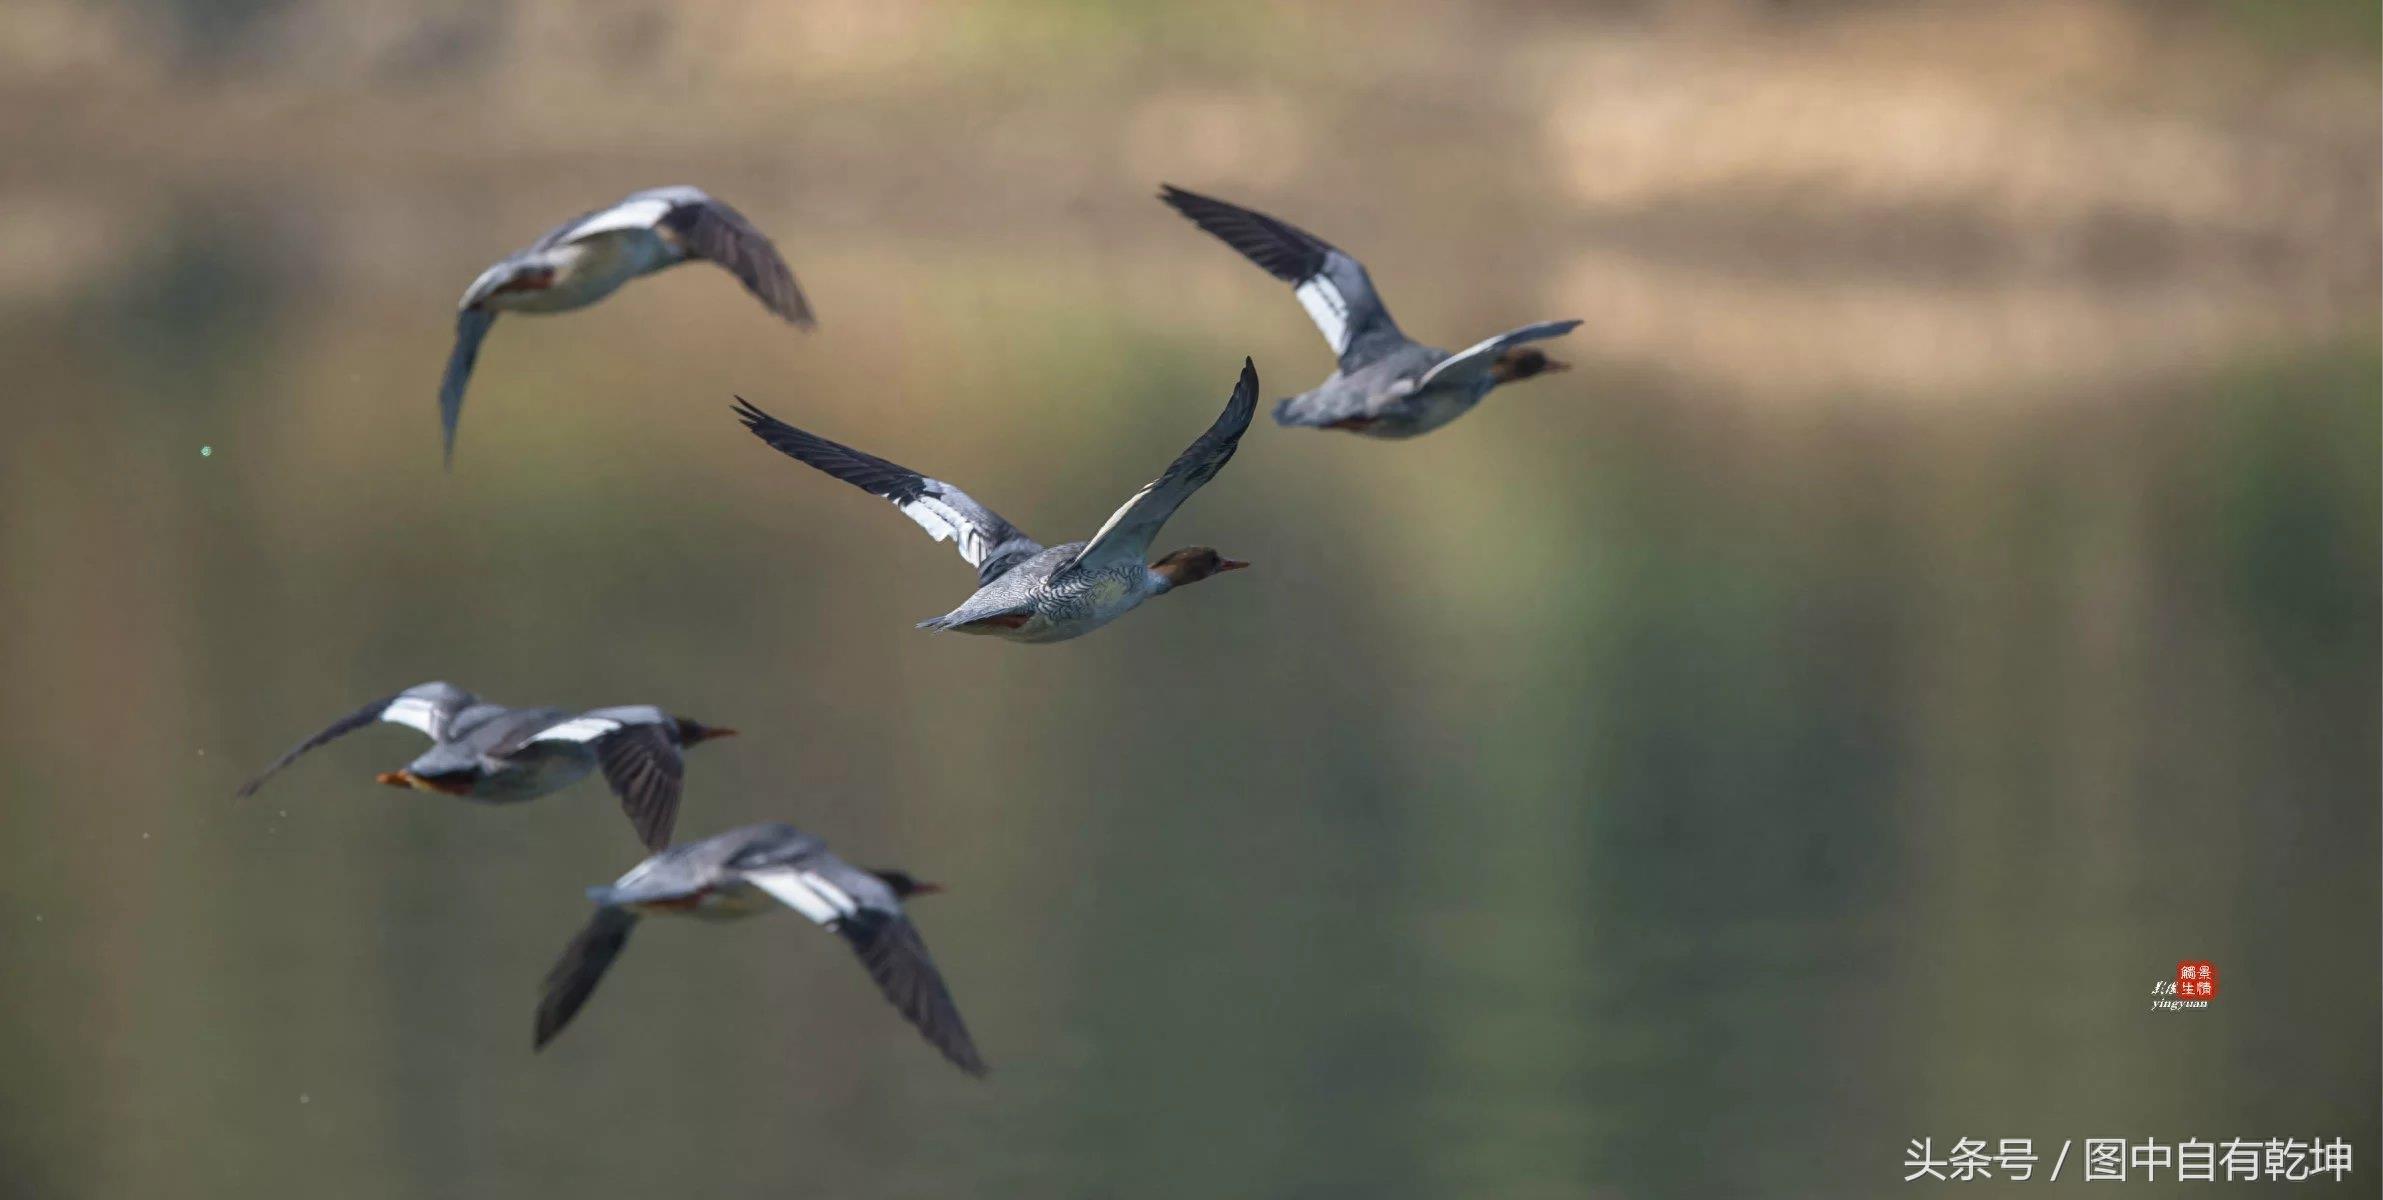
{"left": 440, "top": 186, "right": 814, "bottom": 465}
{"left": 1159, "top": 184, "right": 1581, "bottom": 439}
{"left": 233, "top": 681, "right": 734, "bottom": 850}
{"left": 731, "top": 358, "right": 1258, "bottom": 644}
{"left": 534, "top": 821, "right": 986, "bottom": 1077}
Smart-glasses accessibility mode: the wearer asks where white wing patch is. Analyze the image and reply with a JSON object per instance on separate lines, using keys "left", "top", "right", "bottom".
{"left": 381, "top": 695, "right": 444, "bottom": 735}
{"left": 1076, "top": 481, "right": 1158, "bottom": 565}
{"left": 899, "top": 491, "right": 997, "bottom": 568}
{"left": 530, "top": 716, "right": 624, "bottom": 744}
{"left": 1294, "top": 276, "right": 1352, "bottom": 355}
{"left": 896, "top": 496, "right": 959, "bottom": 543}
{"left": 562, "top": 197, "right": 675, "bottom": 243}
{"left": 746, "top": 869, "right": 857, "bottom": 925}
{"left": 799, "top": 870, "right": 860, "bottom": 916}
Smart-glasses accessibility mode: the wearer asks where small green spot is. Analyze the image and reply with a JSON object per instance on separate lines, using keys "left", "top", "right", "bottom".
{"left": 200, "top": 445, "right": 213, "bottom": 457}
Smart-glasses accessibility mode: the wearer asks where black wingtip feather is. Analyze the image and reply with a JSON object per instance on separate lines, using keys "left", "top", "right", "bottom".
{"left": 730, "top": 395, "right": 809, "bottom": 447}
{"left": 731, "top": 400, "right": 940, "bottom": 513}
{"left": 838, "top": 911, "right": 990, "bottom": 1078}
{"left": 1155, "top": 185, "right": 1330, "bottom": 284}
{"left": 593, "top": 725, "right": 684, "bottom": 852}
{"left": 534, "top": 907, "right": 637, "bottom": 1051}
{"left": 1223, "top": 357, "right": 1260, "bottom": 431}
{"left": 231, "top": 690, "right": 412, "bottom": 803}
{"left": 439, "top": 309, "right": 493, "bottom": 472}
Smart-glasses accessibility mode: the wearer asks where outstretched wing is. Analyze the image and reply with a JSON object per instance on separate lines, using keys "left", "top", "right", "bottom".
{"left": 1159, "top": 185, "right": 1405, "bottom": 368}
{"left": 593, "top": 725, "right": 685, "bottom": 852}
{"left": 536, "top": 187, "right": 813, "bottom": 326}
{"left": 438, "top": 309, "right": 497, "bottom": 469}
{"left": 1066, "top": 358, "right": 1259, "bottom": 572}
{"left": 744, "top": 864, "right": 987, "bottom": 1077}
{"left": 733, "top": 398, "right": 1044, "bottom": 585}
{"left": 234, "top": 682, "right": 477, "bottom": 799}
{"left": 835, "top": 910, "right": 988, "bottom": 1077}
{"left": 1414, "top": 320, "right": 1585, "bottom": 391}
{"left": 650, "top": 190, "right": 815, "bottom": 327}
{"left": 534, "top": 906, "right": 638, "bottom": 1050}
{"left": 522, "top": 707, "right": 685, "bottom": 850}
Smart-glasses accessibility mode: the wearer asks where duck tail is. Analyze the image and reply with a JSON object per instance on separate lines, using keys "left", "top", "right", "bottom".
{"left": 1271, "top": 391, "right": 1337, "bottom": 428}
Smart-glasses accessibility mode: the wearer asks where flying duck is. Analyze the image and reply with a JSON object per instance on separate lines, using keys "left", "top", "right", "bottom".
{"left": 731, "top": 357, "right": 1258, "bottom": 644}
{"left": 233, "top": 681, "right": 735, "bottom": 850}
{"left": 535, "top": 821, "right": 985, "bottom": 1077}
{"left": 1159, "top": 184, "right": 1582, "bottom": 439}
{"left": 439, "top": 186, "right": 814, "bottom": 465}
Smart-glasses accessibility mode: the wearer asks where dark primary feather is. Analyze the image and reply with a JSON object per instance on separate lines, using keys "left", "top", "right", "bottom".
{"left": 1158, "top": 184, "right": 1332, "bottom": 283}
{"left": 1066, "top": 357, "right": 1259, "bottom": 571}
{"left": 663, "top": 198, "right": 815, "bottom": 327}
{"left": 1158, "top": 185, "right": 1406, "bottom": 368}
{"left": 593, "top": 725, "right": 685, "bottom": 851}
{"left": 835, "top": 909, "right": 988, "bottom": 1077}
{"left": 438, "top": 309, "right": 496, "bottom": 469}
{"left": 733, "top": 397, "right": 936, "bottom": 506}
{"left": 535, "top": 906, "right": 638, "bottom": 1049}
{"left": 732, "top": 398, "right": 1042, "bottom": 585}
{"left": 232, "top": 691, "right": 404, "bottom": 800}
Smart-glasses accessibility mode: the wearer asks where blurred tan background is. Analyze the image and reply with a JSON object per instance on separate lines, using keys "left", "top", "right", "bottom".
{"left": 0, "top": 2, "right": 2375, "bottom": 1197}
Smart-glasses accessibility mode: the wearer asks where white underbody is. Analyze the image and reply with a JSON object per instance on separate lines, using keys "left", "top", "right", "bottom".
{"left": 961, "top": 566, "right": 1161, "bottom": 644}
{"left": 487, "top": 231, "right": 680, "bottom": 314}
{"left": 448, "top": 747, "right": 598, "bottom": 803}
{"left": 628, "top": 880, "right": 780, "bottom": 921}
{"left": 1391, "top": 378, "right": 1477, "bottom": 435}
{"left": 1366, "top": 377, "right": 1495, "bottom": 438}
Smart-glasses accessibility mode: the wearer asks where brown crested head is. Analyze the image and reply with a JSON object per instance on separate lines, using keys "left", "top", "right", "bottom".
{"left": 867, "top": 869, "right": 944, "bottom": 899}
{"left": 1489, "top": 346, "right": 1570, "bottom": 384}
{"left": 1150, "top": 546, "right": 1250, "bottom": 588}
{"left": 673, "top": 717, "right": 738, "bottom": 745}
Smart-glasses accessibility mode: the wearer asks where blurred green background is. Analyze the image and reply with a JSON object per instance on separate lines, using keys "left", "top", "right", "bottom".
{"left": 0, "top": 1, "right": 2375, "bottom": 1196}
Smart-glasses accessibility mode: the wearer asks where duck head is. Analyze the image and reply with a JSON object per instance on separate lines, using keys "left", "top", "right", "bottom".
{"left": 672, "top": 717, "right": 739, "bottom": 746}
{"left": 867, "top": 869, "right": 946, "bottom": 899}
{"left": 1489, "top": 346, "right": 1570, "bottom": 384}
{"left": 1149, "top": 546, "right": 1250, "bottom": 591}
